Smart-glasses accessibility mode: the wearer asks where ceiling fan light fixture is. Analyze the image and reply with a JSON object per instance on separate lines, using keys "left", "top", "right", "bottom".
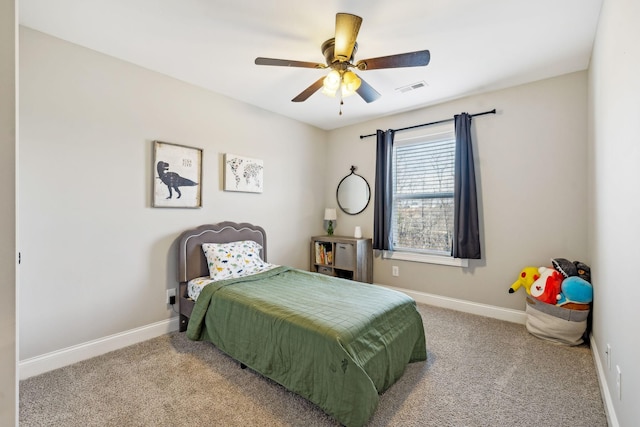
{"left": 255, "top": 13, "right": 430, "bottom": 105}
{"left": 322, "top": 87, "right": 337, "bottom": 97}
{"left": 322, "top": 69, "right": 341, "bottom": 96}
{"left": 341, "top": 70, "right": 361, "bottom": 97}
{"left": 322, "top": 69, "right": 361, "bottom": 98}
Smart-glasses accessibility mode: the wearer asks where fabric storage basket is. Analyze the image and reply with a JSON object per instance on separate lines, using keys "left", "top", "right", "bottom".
{"left": 525, "top": 297, "right": 589, "bottom": 346}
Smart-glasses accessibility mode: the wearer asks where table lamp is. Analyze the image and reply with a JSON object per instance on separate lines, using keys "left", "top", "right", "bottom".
{"left": 324, "top": 208, "right": 337, "bottom": 236}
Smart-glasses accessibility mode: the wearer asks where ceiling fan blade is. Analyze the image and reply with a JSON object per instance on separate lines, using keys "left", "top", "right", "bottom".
{"left": 356, "top": 50, "right": 430, "bottom": 70}
{"left": 356, "top": 76, "right": 381, "bottom": 103}
{"left": 255, "top": 57, "right": 325, "bottom": 69}
{"left": 334, "top": 13, "right": 362, "bottom": 62}
{"left": 291, "top": 77, "right": 325, "bottom": 102}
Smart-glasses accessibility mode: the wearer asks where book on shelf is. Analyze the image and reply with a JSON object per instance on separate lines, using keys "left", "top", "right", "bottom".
{"left": 314, "top": 242, "right": 332, "bottom": 265}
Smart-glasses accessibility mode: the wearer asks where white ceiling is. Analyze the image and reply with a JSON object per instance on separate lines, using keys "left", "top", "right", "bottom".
{"left": 19, "top": 0, "right": 603, "bottom": 130}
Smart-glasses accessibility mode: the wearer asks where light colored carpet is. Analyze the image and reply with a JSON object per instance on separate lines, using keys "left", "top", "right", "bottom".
{"left": 20, "top": 304, "right": 608, "bottom": 426}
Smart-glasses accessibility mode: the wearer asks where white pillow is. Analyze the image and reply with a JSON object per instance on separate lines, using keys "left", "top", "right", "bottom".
{"left": 202, "top": 240, "right": 271, "bottom": 280}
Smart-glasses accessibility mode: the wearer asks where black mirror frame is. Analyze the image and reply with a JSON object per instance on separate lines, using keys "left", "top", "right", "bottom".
{"left": 336, "top": 165, "right": 371, "bottom": 216}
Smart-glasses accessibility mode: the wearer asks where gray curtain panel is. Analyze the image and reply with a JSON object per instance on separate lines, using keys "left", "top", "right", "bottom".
{"left": 452, "top": 113, "right": 481, "bottom": 259}
{"left": 373, "top": 129, "right": 394, "bottom": 250}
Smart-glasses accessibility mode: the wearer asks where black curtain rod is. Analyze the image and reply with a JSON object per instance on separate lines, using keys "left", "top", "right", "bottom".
{"left": 359, "top": 108, "right": 497, "bottom": 139}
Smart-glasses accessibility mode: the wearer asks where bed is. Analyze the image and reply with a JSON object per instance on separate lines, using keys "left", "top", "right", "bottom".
{"left": 177, "top": 222, "right": 426, "bottom": 427}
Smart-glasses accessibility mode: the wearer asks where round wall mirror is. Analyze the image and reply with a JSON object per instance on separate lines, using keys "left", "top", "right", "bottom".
{"left": 336, "top": 166, "right": 371, "bottom": 215}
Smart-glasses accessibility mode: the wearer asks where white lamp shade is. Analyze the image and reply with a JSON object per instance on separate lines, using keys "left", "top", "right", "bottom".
{"left": 322, "top": 70, "right": 341, "bottom": 97}
{"left": 341, "top": 71, "right": 361, "bottom": 97}
{"left": 324, "top": 208, "right": 337, "bottom": 221}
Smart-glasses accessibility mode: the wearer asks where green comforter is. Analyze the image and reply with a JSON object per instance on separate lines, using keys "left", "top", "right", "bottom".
{"left": 187, "top": 266, "right": 427, "bottom": 427}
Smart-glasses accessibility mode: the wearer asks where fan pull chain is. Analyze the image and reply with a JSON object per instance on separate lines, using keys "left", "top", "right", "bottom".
{"left": 339, "top": 99, "right": 344, "bottom": 115}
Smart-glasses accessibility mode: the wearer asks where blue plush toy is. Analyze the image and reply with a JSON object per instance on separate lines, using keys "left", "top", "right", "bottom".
{"left": 556, "top": 276, "right": 593, "bottom": 307}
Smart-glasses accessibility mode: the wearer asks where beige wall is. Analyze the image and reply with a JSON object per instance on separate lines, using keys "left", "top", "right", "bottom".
{"left": 16, "top": 2, "right": 640, "bottom": 424}
{"left": 326, "top": 72, "right": 589, "bottom": 311}
{"left": 18, "top": 27, "right": 327, "bottom": 360}
{"left": 588, "top": 0, "right": 640, "bottom": 425}
{"left": 0, "top": 0, "right": 16, "bottom": 424}
{"left": 17, "top": 3, "right": 640, "bottom": 423}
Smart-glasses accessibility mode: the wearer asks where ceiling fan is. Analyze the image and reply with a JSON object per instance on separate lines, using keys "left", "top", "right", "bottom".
{"left": 255, "top": 13, "right": 430, "bottom": 106}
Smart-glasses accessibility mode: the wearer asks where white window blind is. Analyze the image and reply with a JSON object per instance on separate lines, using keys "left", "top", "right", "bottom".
{"left": 392, "top": 128, "right": 455, "bottom": 254}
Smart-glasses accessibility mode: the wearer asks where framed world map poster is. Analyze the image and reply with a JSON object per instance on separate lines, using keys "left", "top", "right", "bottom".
{"left": 224, "top": 153, "right": 264, "bottom": 193}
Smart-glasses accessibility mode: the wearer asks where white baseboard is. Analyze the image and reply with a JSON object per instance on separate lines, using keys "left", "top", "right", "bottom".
{"left": 590, "top": 335, "right": 619, "bottom": 427}
{"left": 382, "top": 285, "right": 528, "bottom": 325}
{"left": 19, "top": 317, "right": 180, "bottom": 380}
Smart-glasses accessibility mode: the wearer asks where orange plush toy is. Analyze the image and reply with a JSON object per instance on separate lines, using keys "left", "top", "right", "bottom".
{"left": 508, "top": 267, "right": 540, "bottom": 295}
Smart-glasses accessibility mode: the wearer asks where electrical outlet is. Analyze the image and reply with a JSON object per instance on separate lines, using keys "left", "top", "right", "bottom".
{"left": 166, "top": 288, "right": 176, "bottom": 304}
{"left": 606, "top": 344, "right": 611, "bottom": 370}
{"left": 392, "top": 266, "right": 399, "bottom": 277}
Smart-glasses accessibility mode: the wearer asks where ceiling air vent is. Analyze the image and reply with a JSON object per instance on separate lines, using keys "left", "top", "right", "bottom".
{"left": 395, "top": 81, "right": 428, "bottom": 93}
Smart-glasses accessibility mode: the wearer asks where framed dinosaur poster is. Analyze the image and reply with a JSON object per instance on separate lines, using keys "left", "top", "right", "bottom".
{"left": 152, "top": 140, "right": 202, "bottom": 208}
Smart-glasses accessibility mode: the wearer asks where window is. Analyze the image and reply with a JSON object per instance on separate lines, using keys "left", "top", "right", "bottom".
{"left": 391, "top": 126, "right": 456, "bottom": 256}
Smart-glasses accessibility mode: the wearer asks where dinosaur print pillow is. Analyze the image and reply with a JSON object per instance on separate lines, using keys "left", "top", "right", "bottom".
{"left": 202, "top": 241, "right": 274, "bottom": 281}
{"left": 187, "top": 276, "right": 215, "bottom": 301}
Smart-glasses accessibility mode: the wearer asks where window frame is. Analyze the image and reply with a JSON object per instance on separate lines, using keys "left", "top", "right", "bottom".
{"left": 384, "top": 125, "right": 467, "bottom": 267}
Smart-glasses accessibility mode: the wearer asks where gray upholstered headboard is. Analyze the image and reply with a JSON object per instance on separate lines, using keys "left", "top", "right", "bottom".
{"left": 177, "top": 222, "right": 267, "bottom": 283}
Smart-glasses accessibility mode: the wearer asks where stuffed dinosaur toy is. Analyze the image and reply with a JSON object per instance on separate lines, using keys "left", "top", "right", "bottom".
{"left": 508, "top": 267, "right": 540, "bottom": 295}
{"left": 552, "top": 257, "right": 592, "bottom": 283}
{"left": 574, "top": 261, "right": 592, "bottom": 283}
{"left": 551, "top": 258, "right": 578, "bottom": 278}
